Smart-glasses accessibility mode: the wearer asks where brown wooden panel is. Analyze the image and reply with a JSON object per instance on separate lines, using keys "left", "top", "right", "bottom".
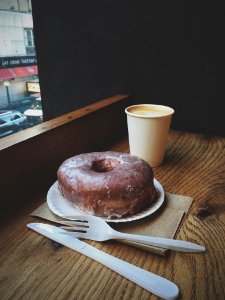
{"left": 0, "top": 95, "right": 130, "bottom": 211}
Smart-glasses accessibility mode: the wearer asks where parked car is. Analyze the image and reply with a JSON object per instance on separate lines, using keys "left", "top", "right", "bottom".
{"left": 24, "top": 97, "right": 43, "bottom": 126}
{"left": 0, "top": 110, "right": 28, "bottom": 138}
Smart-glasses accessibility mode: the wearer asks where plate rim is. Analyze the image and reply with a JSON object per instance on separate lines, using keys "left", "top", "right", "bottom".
{"left": 47, "top": 178, "right": 164, "bottom": 223}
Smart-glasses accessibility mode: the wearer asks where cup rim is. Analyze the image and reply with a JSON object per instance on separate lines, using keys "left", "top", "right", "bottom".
{"left": 125, "top": 104, "right": 175, "bottom": 118}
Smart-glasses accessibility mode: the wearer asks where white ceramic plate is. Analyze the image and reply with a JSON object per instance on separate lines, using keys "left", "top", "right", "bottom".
{"left": 47, "top": 179, "right": 164, "bottom": 223}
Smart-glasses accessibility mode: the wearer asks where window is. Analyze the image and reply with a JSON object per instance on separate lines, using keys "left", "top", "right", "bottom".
{"left": 12, "top": 114, "right": 21, "bottom": 120}
{"left": 24, "top": 28, "right": 35, "bottom": 55}
{"left": 24, "top": 28, "right": 35, "bottom": 47}
{"left": 0, "top": 4, "right": 42, "bottom": 139}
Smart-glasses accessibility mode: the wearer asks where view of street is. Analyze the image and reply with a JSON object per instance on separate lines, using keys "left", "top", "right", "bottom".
{"left": 0, "top": 0, "right": 42, "bottom": 138}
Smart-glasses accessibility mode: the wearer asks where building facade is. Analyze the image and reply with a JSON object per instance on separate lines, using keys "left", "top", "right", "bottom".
{"left": 0, "top": 0, "right": 39, "bottom": 109}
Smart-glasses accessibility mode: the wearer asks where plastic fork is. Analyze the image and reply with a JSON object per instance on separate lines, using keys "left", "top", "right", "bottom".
{"left": 60, "top": 215, "right": 206, "bottom": 252}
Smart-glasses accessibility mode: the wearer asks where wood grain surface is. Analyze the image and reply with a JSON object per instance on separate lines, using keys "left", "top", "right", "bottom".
{"left": 0, "top": 126, "right": 224, "bottom": 299}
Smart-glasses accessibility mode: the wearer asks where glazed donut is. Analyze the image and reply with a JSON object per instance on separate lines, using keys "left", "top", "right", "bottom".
{"left": 57, "top": 151, "right": 155, "bottom": 218}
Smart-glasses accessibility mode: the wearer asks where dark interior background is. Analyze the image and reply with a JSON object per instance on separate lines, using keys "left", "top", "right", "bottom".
{"left": 31, "top": 0, "right": 224, "bottom": 136}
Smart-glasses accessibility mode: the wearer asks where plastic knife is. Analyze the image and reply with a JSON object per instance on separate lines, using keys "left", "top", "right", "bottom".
{"left": 27, "top": 223, "right": 179, "bottom": 300}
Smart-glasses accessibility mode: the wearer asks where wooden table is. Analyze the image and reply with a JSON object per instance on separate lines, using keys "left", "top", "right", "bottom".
{"left": 0, "top": 96, "right": 224, "bottom": 299}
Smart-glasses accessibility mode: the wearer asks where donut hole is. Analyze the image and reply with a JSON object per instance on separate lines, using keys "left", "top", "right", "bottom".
{"left": 92, "top": 159, "right": 120, "bottom": 173}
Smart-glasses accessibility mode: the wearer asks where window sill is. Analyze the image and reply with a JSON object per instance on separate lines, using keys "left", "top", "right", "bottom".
{"left": 0, "top": 94, "right": 128, "bottom": 151}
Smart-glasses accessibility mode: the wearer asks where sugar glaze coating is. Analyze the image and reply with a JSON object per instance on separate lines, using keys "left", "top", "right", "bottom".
{"left": 57, "top": 151, "right": 155, "bottom": 218}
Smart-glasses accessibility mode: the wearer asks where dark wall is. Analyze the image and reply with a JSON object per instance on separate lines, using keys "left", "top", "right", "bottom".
{"left": 31, "top": 1, "right": 224, "bottom": 136}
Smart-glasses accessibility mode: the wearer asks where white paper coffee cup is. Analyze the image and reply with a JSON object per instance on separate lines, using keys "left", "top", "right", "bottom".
{"left": 125, "top": 104, "right": 174, "bottom": 167}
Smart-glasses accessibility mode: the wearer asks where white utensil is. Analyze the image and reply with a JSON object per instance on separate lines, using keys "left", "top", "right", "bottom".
{"left": 60, "top": 215, "right": 206, "bottom": 252}
{"left": 27, "top": 223, "right": 179, "bottom": 300}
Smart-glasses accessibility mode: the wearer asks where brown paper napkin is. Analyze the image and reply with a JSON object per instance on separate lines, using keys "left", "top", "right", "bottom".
{"left": 30, "top": 192, "right": 193, "bottom": 256}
